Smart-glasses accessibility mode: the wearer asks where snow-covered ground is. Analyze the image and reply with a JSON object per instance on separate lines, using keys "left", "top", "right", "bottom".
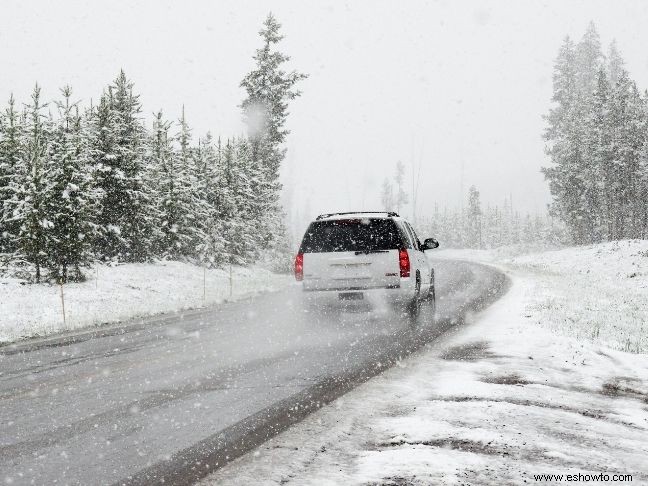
{"left": 201, "top": 241, "right": 648, "bottom": 485}
{"left": 0, "top": 262, "right": 291, "bottom": 344}
{"left": 436, "top": 240, "right": 648, "bottom": 354}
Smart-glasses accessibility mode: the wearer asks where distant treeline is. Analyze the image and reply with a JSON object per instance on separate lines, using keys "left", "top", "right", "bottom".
{"left": 418, "top": 186, "right": 565, "bottom": 249}
{"left": 544, "top": 22, "right": 648, "bottom": 243}
{"left": 0, "top": 14, "right": 305, "bottom": 283}
{"left": 378, "top": 162, "right": 565, "bottom": 250}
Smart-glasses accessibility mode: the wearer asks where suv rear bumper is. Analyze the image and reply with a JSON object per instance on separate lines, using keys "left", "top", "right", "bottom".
{"left": 300, "top": 279, "right": 416, "bottom": 306}
{"left": 303, "top": 283, "right": 401, "bottom": 292}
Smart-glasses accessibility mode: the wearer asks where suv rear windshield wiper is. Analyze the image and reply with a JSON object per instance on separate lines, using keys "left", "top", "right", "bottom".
{"left": 354, "top": 250, "right": 389, "bottom": 255}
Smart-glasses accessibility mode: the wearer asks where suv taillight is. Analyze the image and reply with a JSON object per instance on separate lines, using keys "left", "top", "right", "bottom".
{"left": 399, "top": 249, "right": 410, "bottom": 278}
{"left": 294, "top": 252, "right": 304, "bottom": 281}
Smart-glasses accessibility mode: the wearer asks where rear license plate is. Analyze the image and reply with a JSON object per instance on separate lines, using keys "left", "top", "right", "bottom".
{"left": 339, "top": 292, "right": 364, "bottom": 300}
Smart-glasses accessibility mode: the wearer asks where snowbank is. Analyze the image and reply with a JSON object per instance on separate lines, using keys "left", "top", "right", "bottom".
{"left": 0, "top": 262, "right": 291, "bottom": 344}
{"left": 436, "top": 240, "right": 648, "bottom": 353}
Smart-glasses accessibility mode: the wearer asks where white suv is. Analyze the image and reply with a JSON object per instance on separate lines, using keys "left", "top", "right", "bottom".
{"left": 294, "top": 212, "right": 439, "bottom": 316}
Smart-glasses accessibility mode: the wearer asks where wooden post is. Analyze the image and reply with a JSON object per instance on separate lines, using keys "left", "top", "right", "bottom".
{"left": 229, "top": 260, "right": 233, "bottom": 298}
{"left": 203, "top": 266, "right": 206, "bottom": 305}
{"left": 60, "top": 282, "right": 66, "bottom": 327}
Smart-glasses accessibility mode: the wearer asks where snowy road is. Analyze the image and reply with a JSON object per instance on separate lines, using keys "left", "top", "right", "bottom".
{"left": 0, "top": 260, "right": 506, "bottom": 486}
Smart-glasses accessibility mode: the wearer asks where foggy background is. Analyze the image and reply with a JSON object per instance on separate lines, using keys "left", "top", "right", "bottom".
{"left": 2, "top": 0, "right": 648, "bottom": 237}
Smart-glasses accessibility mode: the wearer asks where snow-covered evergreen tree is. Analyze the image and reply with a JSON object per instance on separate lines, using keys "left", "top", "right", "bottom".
{"left": 543, "top": 34, "right": 591, "bottom": 243}
{"left": 216, "top": 139, "right": 249, "bottom": 267}
{"left": 380, "top": 178, "right": 394, "bottom": 212}
{"left": 574, "top": 22, "right": 603, "bottom": 96}
{"left": 579, "top": 68, "right": 610, "bottom": 242}
{"left": 240, "top": 13, "right": 307, "bottom": 264}
{"left": 640, "top": 92, "right": 648, "bottom": 238}
{"left": 148, "top": 108, "right": 206, "bottom": 259}
{"left": 608, "top": 70, "right": 647, "bottom": 239}
{"left": 544, "top": 36, "right": 577, "bottom": 141}
{"left": 176, "top": 108, "right": 208, "bottom": 257}
{"left": 44, "top": 87, "right": 98, "bottom": 282}
{"left": 194, "top": 133, "right": 226, "bottom": 268}
{"left": 241, "top": 13, "right": 307, "bottom": 180}
{"left": 607, "top": 40, "right": 625, "bottom": 86}
{"left": 11, "top": 85, "right": 51, "bottom": 281}
{"left": 394, "top": 161, "right": 409, "bottom": 214}
{"left": 146, "top": 110, "right": 174, "bottom": 256}
{"left": 466, "top": 185, "right": 482, "bottom": 249}
{"left": 92, "top": 71, "right": 153, "bottom": 262}
{"left": 0, "top": 95, "right": 23, "bottom": 258}
{"left": 89, "top": 92, "right": 119, "bottom": 259}
{"left": 544, "top": 27, "right": 604, "bottom": 243}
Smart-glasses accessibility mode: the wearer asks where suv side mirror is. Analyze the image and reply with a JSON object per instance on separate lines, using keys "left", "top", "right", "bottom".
{"left": 422, "top": 238, "right": 439, "bottom": 250}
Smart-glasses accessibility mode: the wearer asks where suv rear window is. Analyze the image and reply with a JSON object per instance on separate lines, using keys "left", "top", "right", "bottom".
{"left": 299, "top": 218, "right": 405, "bottom": 253}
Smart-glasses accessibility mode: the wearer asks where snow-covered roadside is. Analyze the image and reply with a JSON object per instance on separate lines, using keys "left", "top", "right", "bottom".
{"left": 200, "top": 244, "right": 648, "bottom": 485}
{"left": 0, "top": 262, "right": 291, "bottom": 344}
{"left": 436, "top": 240, "right": 648, "bottom": 353}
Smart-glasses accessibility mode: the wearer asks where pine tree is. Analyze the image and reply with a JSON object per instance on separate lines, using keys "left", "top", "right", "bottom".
{"left": 394, "top": 161, "right": 409, "bottom": 214}
{"left": 574, "top": 22, "right": 603, "bottom": 97}
{"left": 543, "top": 37, "right": 577, "bottom": 238}
{"left": 580, "top": 68, "right": 610, "bottom": 242}
{"left": 543, "top": 34, "right": 592, "bottom": 243}
{"left": 160, "top": 112, "right": 181, "bottom": 256}
{"left": 466, "top": 185, "right": 482, "bottom": 249}
{"left": 235, "top": 137, "right": 261, "bottom": 263}
{"left": 194, "top": 133, "right": 226, "bottom": 268}
{"left": 640, "top": 91, "right": 648, "bottom": 238}
{"left": 217, "top": 139, "right": 249, "bottom": 267}
{"left": 380, "top": 178, "right": 394, "bottom": 211}
{"left": 607, "top": 40, "right": 625, "bottom": 86}
{"left": 88, "top": 92, "right": 118, "bottom": 258}
{"left": 591, "top": 69, "right": 614, "bottom": 239}
{"left": 44, "top": 86, "right": 98, "bottom": 282}
{"left": 241, "top": 13, "right": 307, "bottom": 180}
{"left": 240, "top": 13, "right": 307, "bottom": 261}
{"left": 175, "top": 107, "right": 207, "bottom": 257}
{"left": 0, "top": 95, "right": 23, "bottom": 258}
{"left": 11, "top": 85, "right": 51, "bottom": 281}
{"left": 92, "top": 71, "right": 153, "bottom": 262}
{"left": 147, "top": 111, "right": 176, "bottom": 257}
{"left": 545, "top": 37, "right": 577, "bottom": 141}
{"left": 149, "top": 108, "right": 205, "bottom": 259}
{"left": 608, "top": 71, "right": 647, "bottom": 238}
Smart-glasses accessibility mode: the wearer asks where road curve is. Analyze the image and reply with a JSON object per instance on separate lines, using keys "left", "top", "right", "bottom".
{"left": 0, "top": 260, "right": 508, "bottom": 486}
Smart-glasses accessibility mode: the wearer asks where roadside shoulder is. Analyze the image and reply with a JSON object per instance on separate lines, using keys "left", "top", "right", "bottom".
{"left": 1, "top": 262, "right": 292, "bottom": 347}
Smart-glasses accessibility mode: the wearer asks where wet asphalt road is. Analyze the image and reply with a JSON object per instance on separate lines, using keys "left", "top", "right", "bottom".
{"left": 0, "top": 259, "right": 507, "bottom": 486}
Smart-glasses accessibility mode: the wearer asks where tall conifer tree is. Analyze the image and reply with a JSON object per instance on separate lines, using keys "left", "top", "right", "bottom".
{"left": 13, "top": 85, "right": 51, "bottom": 281}
{"left": 0, "top": 95, "right": 23, "bottom": 257}
{"left": 44, "top": 87, "right": 98, "bottom": 282}
{"left": 92, "top": 71, "right": 152, "bottom": 261}
{"left": 240, "top": 13, "right": 307, "bottom": 267}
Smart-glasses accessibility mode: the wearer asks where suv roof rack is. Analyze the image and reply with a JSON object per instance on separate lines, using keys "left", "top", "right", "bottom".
{"left": 315, "top": 211, "right": 399, "bottom": 220}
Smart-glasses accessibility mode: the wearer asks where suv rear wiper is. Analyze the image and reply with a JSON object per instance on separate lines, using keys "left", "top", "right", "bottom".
{"left": 354, "top": 250, "right": 389, "bottom": 255}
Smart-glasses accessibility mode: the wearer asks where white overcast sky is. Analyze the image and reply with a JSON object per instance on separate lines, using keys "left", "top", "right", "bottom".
{"left": 3, "top": 0, "right": 648, "bottom": 234}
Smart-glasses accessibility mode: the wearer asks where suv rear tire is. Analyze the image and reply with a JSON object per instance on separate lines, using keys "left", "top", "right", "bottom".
{"left": 429, "top": 284, "right": 436, "bottom": 316}
{"left": 407, "top": 274, "right": 422, "bottom": 319}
